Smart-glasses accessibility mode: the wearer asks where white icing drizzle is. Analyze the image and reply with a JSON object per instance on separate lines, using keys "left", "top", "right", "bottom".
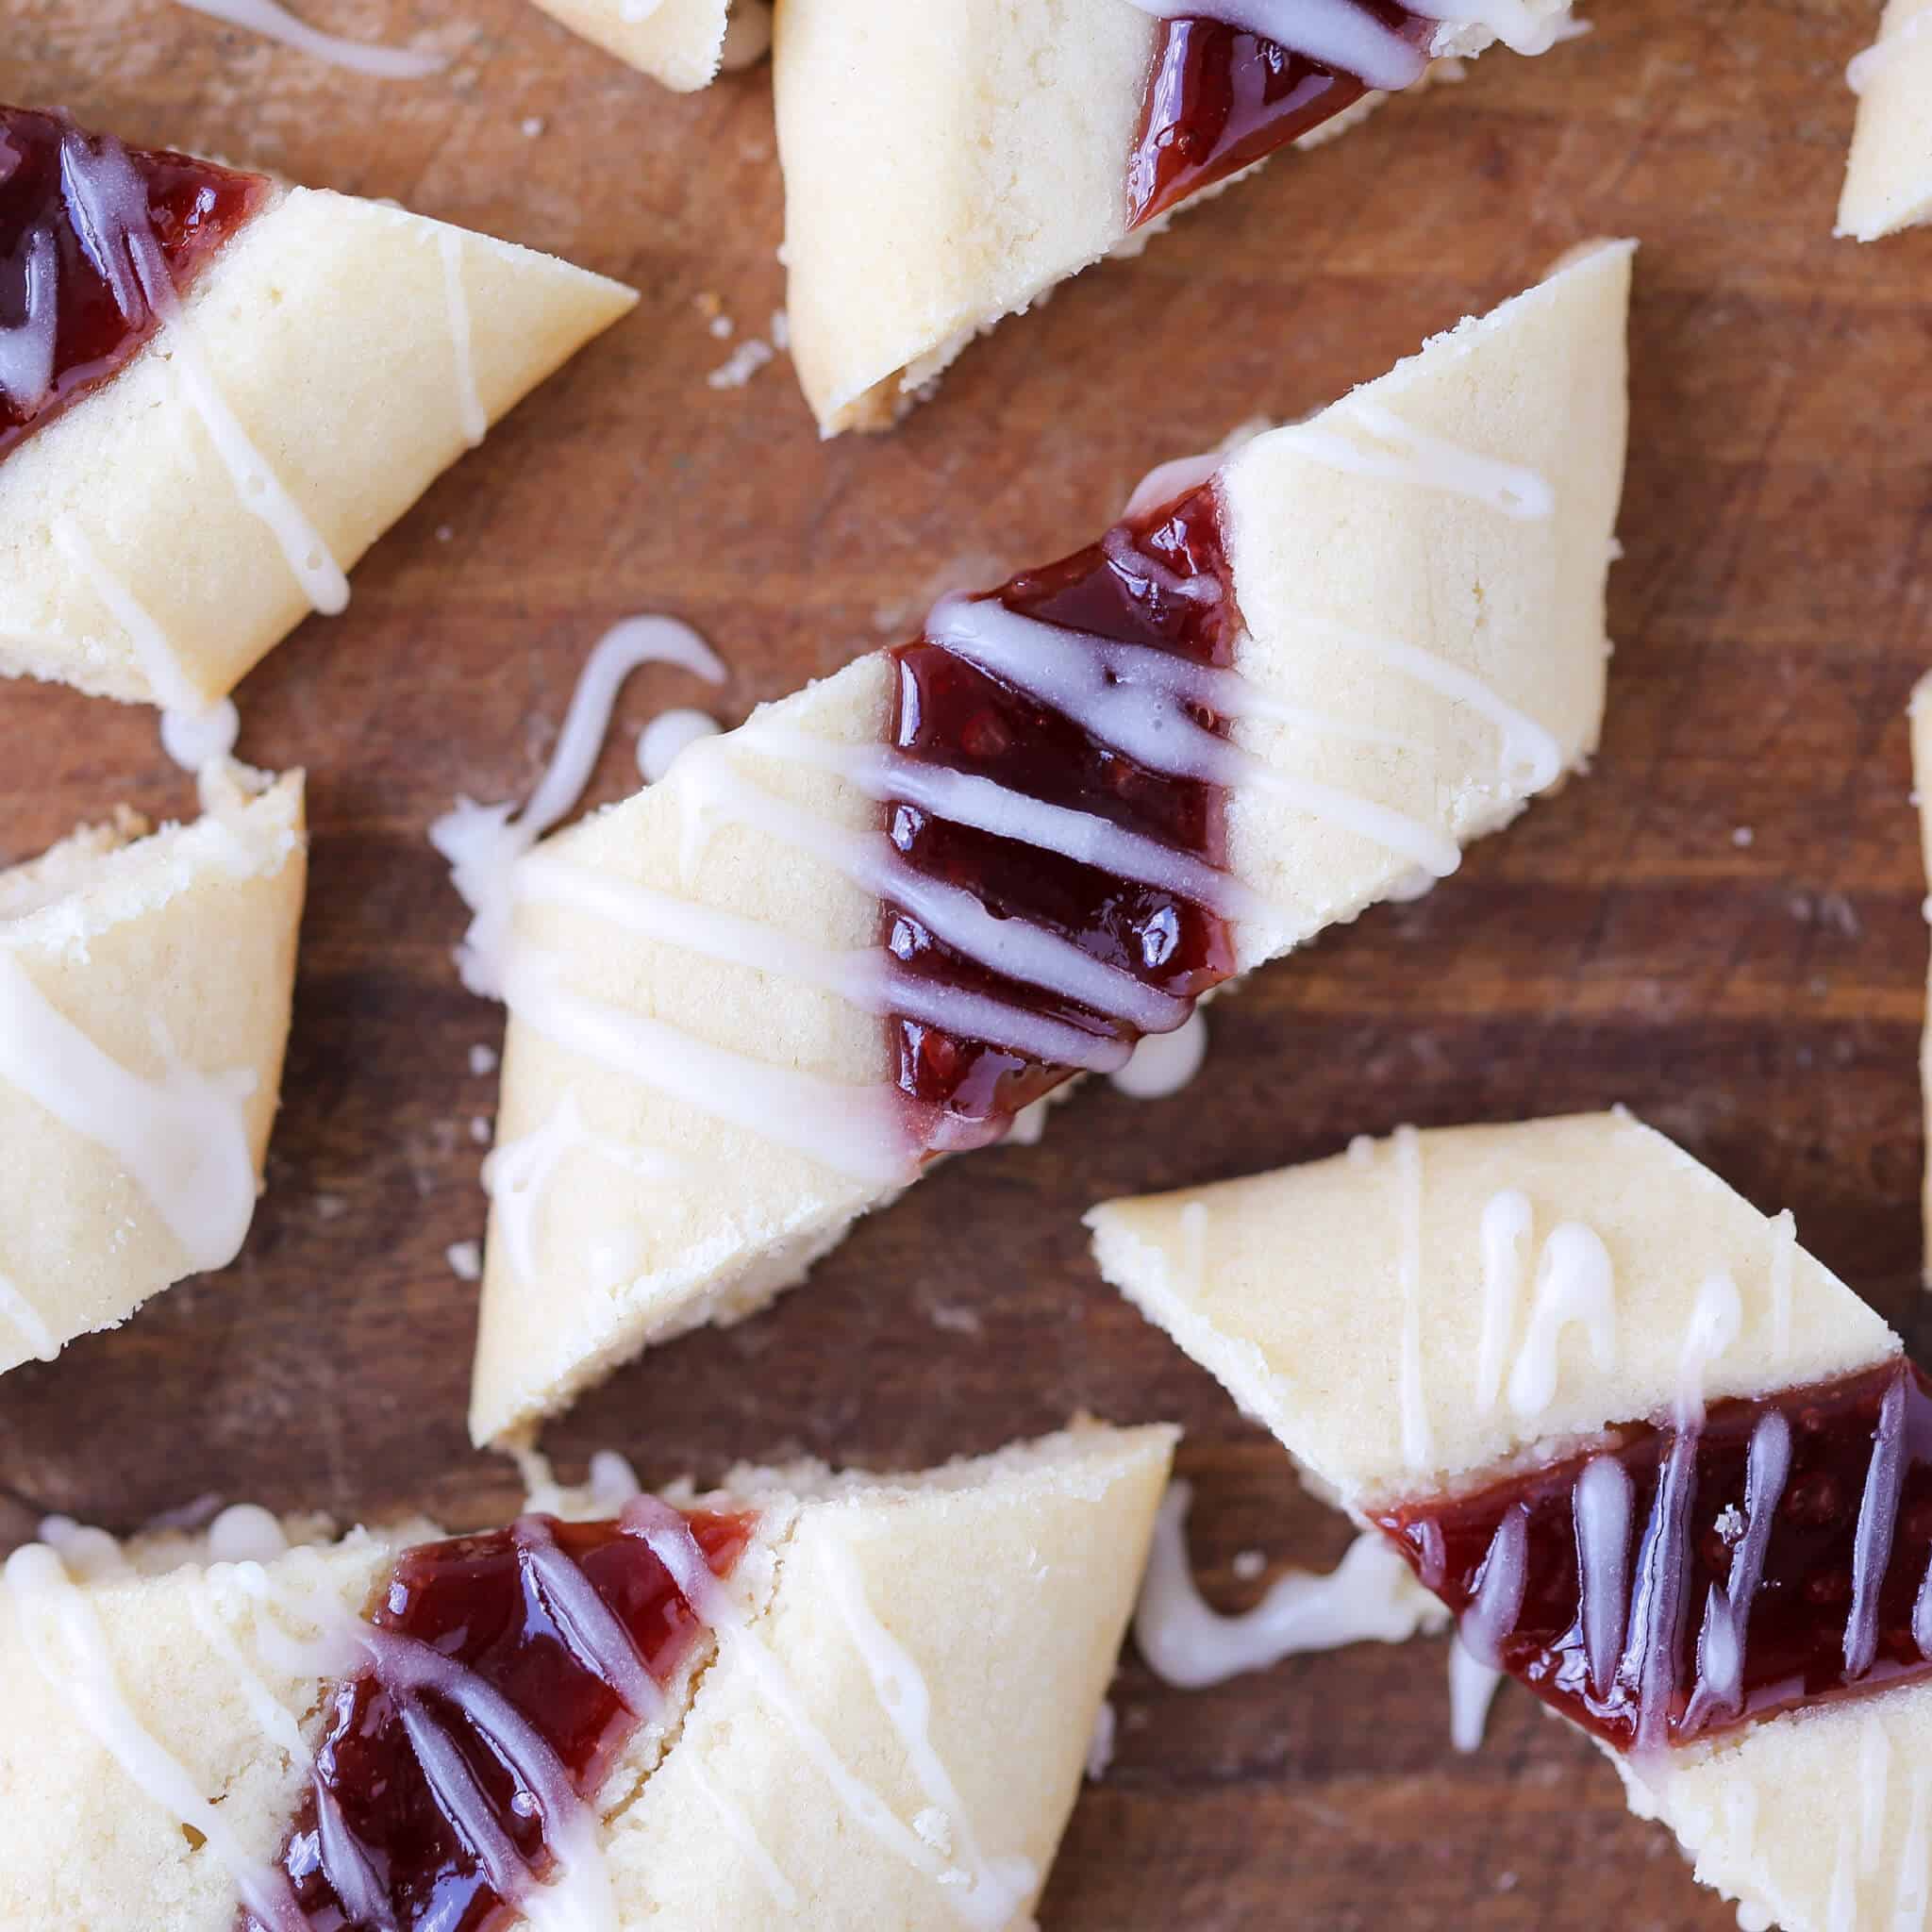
{"left": 168, "top": 0, "right": 450, "bottom": 77}
{"left": 1675, "top": 1273, "right": 1744, "bottom": 1428}
{"left": 0, "top": 948, "right": 258, "bottom": 1273}
{"left": 0, "top": 1268, "right": 57, "bottom": 1360}
{"left": 820, "top": 1538, "right": 1038, "bottom": 1930}
{"left": 186, "top": 1585, "right": 308, "bottom": 1757}
{"left": 437, "top": 229, "right": 487, "bottom": 448}
{"left": 1446, "top": 1633, "right": 1504, "bottom": 1753}
{"left": 1474, "top": 1188, "right": 1529, "bottom": 1411}
{"left": 637, "top": 707, "right": 721, "bottom": 783}
{"left": 1123, "top": 449, "right": 1223, "bottom": 520}
{"left": 737, "top": 722, "right": 1274, "bottom": 923}
{"left": 483, "top": 1089, "right": 685, "bottom": 1288}
{"left": 431, "top": 614, "right": 727, "bottom": 996}
{"left": 51, "top": 514, "right": 205, "bottom": 710}
{"left": 1109, "top": 1008, "right": 1209, "bottom": 1099}
{"left": 516, "top": 852, "right": 1139, "bottom": 1076}
{"left": 1457, "top": 1503, "right": 1528, "bottom": 1668}
{"left": 1624, "top": 1431, "right": 1697, "bottom": 1756}
{"left": 503, "top": 948, "right": 919, "bottom": 1186}
{"left": 1505, "top": 1222, "right": 1617, "bottom": 1417}
{"left": 685, "top": 1757, "right": 800, "bottom": 1911}
{"left": 1573, "top": 1453, "right": 1632, "bottom": 1696}
{"left": 0, "top": 224, "right": 57, "bottom": 409}
{"left": 1769, "top": 1208, "right": 1796, "bottom": 1360}
{"left": 3, "top": 1543, "right": 305, "bottom": 1930}
{"left": 208, "top": 1503, "right": 291, "bottom": 1565}
{"left": 1393, "top": 1124, "right": 1432, "bottom": 1468}
{"left": 1896, "top": 1772, "right": 1932, "bottom": 1931}
{"left": 1122, "top": 0, "right": 1432, "bottom": 92}
{"left": 1849, "top": 8, "right": 1932, "bottom": 92}
{"left": 925, "top": 593, "right": 1462, "bottom": 877}
{"left": 36, "top": 1516, "right": 133, "bottom": 1580}
{"left": 1846, "top": 1370, "right": 1908, "bottom": 1679}
{"left": 1275, "top": 399, "right": 1555, "bottom": 521}
{"left": 1864, "top": 1717, "right": 1896, "bottom": 1874}
{"left": 512, "top": 1514, "right": 658, "bottom": 1717}
{"left": 1133, "top": 1481, "right": 1442, "bottom": 1688}
{"left": 1684, "top": 1411, "right": 1789, "bottom": 1731}
{"left": 1828, "top": 1822, "right": 1859, "bottom": 1932}
{"left": 160, "top": 697, "right": 242, "bottom": 772}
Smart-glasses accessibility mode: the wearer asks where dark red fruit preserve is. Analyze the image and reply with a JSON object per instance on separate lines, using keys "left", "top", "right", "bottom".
{"left": 252, "top": 1509, "right": 753, "bottom": 1932}
{"left": 884, "top": 484, "right": 1242, "bottom": 1150}
{"left": 0, "top": 105, "right": 266, "bottom": 460}
{"left": 1127, "top": 10, "right": 1435, "bottom": 229}
{"left": 1376, "top": 1363, "right": 1932, "bottom": 1750}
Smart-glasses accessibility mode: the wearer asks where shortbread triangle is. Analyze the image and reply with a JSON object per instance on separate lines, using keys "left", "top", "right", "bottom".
{"left": 0, "top": 759, "right": 306, "bottom": 1374}
{"left": 0, "top": 103, "right": 636, "bottom": 708}
{"left": 0, "top": 1421, "right": 1173, "bottom": 1931}
{"left": 469, "top": 240, "right": 1631, "bottom": 1445}
{"left": 1089, "top": 1111, "right": 1928, "bottom": 1932}
{"left": 775, "top": 0, "right": 1583, "bottom": 433}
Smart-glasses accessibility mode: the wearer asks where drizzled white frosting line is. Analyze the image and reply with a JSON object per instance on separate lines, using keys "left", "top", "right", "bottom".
{"left": 1110, "top": 1007, "right": 1208, "bottom": 1099}
{"left": 1849, "top": 8, "right": 1932, "bottom": 92}
{"left": 1505, "top": 1222, "right": 1616, "bottom": 1417}
{"left": 1846, "top": 1371, "right": 1908, "bottom": 1680}
{"left": 513, "top": 1515, "right": 658, "bottom": 1717}
{"left": 3, "top": 1544, "right": 304, "bottom": 1931}
{"left": 1121, "top": 0, "right": 1430, "bottom": 92}
{"left": 168, "top": 0, "right": 450, "bottom": 76}
{"left": 50, "top": 514, "right": 206, "bottom": 712}
{"left": 0, "top": 949, "right": 258, "bottom": 1273}
{"left": 1828, "top": 1823, "right": 1859, "bottom": 1932}
{"left": 437, "top": 230, "right": 487, "bottom": 448}
{"left": 735, "top": 723, "right": 1273, "bottom": 923}
{"left": 1446, "top": 1634, "right": 1504, "bottom": 1754}
{"left": 925, "top": 594, "right": 1461, "bottom": 876}
{"left": 1674, "top": 1273, "right": 1743, "bottom": 1429}
{"left": 1474, "top": 1188, "right": 1528, "bottom": 1412}
{"left": 1275, "top": 400, "right": 1556, "bottom": 521}
{"left": 484, "top": 1090, "right": 685, "bottom": 1288}
{"left": 0, "top": 1269, "right": 57, "bottom": 1360}
{"left": 503, "top": 948, "right": 919, "bottom": 1187}
{"left": 54, "top": 125, "right": 355, "bottom": 617}
{"left": 821, "top": 1539, "right": 1038, "bottom": 1930}
{"left": 433, "top": 614, "right": 728, "bottom": 998}
{"left": 1864, "top": 1717, "right": 1895, "bottom": 1874}
{"left": 1625, "top": 1431, "right": 1697, "bottom": 1756}
{"left": 0, "top": 225, "right": 57, "bottom": 408}
{"left": 1393, "top": 1124, "right": 1432, "bottom": 1468}
{"left": 1895, "top": 1773, "right": 1932, "bottom": 1930}
{"left": 1457, "top": 1504, "right": 1528, "bottom": 1669}
{"left": 1573, "top": 1454, "right": 1632, "bottom": 1697}
{"left": 517, "top": 852, "right": 1133, "bottom": 1075}
{"left": 186, "top": 1587, "right": 308, "bottom": 1758}
{"left": 1134, "top": 1483, "right": 1442, "bottom": 1688}
{"left": 1684, "top": 1410, "right": 1789, "bottom": 1732}
{"left": 686, "top": 1757, "right": 801, "bottom": 1911}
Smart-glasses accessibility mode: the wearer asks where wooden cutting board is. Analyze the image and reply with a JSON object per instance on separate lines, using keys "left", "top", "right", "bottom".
{"left": 1, "top": 1, "right": 1925, "bottom": 1924}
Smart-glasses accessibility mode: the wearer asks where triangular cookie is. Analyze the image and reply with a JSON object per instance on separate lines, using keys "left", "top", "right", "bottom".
{"left": 0, "top": 760, "right": 306, "bottom": 1374}
{"left": 525, "top": 0, "right": 768, "bottom": 88}
{"left": 470, "top": 240, "right": 1631, "bottom": 1444}
{"left": 775, "top": 0, "right": 1581, "bottom": 433}
{"left": 0, "top": 1421, "right": 1173, "bottom": 1931}
{"left": 0, "top": 104, "right": 636, "bottom": 709}
{"left": 1089, "top": 1112, "right": 1929, "bottom": 1931}
{"left": 1838, "top": 0, "right": 1932, "bottom": 241}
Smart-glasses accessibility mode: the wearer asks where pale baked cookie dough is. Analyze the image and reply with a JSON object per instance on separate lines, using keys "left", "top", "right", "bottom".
{"left": 1088, "top": 1113, "right": 1928, "bottom": 1932}
{"left": 0, "top": 131, "right": 636, "bottom": 710}
{"left": 775, "top": 0, "right": 1581, "bottom": 434}
{"left": 468, "top": 239, "right": 1630, "bottom": 1445}
{"left": 0, "top": 760, "right": 306, "bottom": 1375}
{"left": 0, "top": 1420, "right": 1173, "bottom": 1932}
{"left": 524, "top": 0, "right": 771, "bottom": 86}
{"left": 1839, "top": 0, "right": 1932, "bottom": 241}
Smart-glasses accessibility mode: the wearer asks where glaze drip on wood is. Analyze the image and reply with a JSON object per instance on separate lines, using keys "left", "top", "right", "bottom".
{"left": 1127, "top": 8, "right": 1434, "bottom": 227}
{"left": 883, "top": 484, "right": 1241, "bottom": 1152}
{"left": 246, "top": 1507, "right": 752, "bottom": 1932}
{"left": 1375, "top": 1362, "right": 1932, "bottom": 1752}
{"left": 0, "top": 105, "right": 266, "bottom": 461}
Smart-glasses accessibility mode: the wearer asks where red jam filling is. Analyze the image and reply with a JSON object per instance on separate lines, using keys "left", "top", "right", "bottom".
{"left": 253, "top": 1508, "right": 752, "bottom": 1932}
{"left": 1376, "top": 1363, "right": 1932, "bottom": 1751}
{"left": 1128, "top": 10, "right": 1436, "bottom": 229}
{"left": 0, "top": 105, "right": 266, "bottom": 462}
{"left": 884, "top": 483, "right": 1241, "bottom": 1151}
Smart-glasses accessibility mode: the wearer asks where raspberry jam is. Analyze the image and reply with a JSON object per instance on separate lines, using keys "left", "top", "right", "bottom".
{"left": 884, "top": 484, "right": 1242, "bottom": 1149}
{"left": 1128, "top": 11, "right": 1436, "bottom": 229}
{"left": 253, "top": 1507, "right": 753, "bottom": 1932}
{"left": 0, "top": 105, "right": 266, "bottom": 461}
{"left": 1376, "top": 1363, "right": 1932, "bottom": 1751}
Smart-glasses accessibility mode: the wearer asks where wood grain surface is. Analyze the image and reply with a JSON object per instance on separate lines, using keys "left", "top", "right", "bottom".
{"left": 1, "top": 2, "right": 1926, "bottom": 1925}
